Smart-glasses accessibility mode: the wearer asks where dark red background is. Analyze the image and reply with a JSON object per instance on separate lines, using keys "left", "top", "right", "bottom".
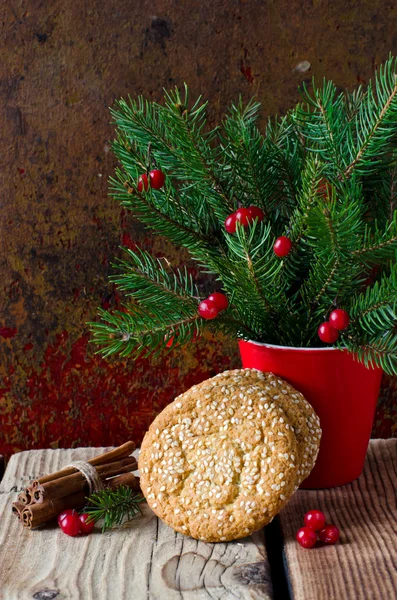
{"left": 1, "top": 1, "right": 396, "bottom": 458}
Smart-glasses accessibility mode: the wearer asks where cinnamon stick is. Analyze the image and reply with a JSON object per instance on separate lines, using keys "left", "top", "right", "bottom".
{"left": 17, "top": 489, "right": 32, "bottom": 506}
{"left": 21, "top": 491, "right": 86, "bottom": 529}
{"left": 32, "top": 457, "right": 137, "bottom": 503}
{"left": 107, "top": 472, "right": 141, "bottom": 492}
{"left": 33, "top": 441, "right": 136, "bottom": 486}
{"left": 12, "top": 501, "right": 24, "bottom": 520}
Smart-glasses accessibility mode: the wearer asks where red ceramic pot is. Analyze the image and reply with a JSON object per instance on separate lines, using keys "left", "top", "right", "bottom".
{"left": 239, "top": 340, "right": 383, "bottom": 488}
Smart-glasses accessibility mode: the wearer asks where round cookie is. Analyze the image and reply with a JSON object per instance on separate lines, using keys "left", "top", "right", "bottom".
{"left": 139, "top": 369, "right": 301, "bottom": 542}
{"left": 288, "top": 389, "right": 322, "bottom": 483}
{"left": 227, "top": 370, "right": 321, "bottom": 485}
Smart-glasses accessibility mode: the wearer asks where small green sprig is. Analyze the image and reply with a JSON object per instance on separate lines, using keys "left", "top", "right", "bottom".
{"left": 84, "top": 486, "right": 146, "bottom": 532}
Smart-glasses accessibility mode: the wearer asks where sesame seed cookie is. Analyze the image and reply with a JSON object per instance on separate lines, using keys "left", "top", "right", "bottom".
{"left": 288, "top": 390, "right": 322, "bottom": 483}
{"left": 139, "top": 369, "right": 303, "bottom": 542}
{"left": 223, "top": 369, "right": 321, "bottom": 485}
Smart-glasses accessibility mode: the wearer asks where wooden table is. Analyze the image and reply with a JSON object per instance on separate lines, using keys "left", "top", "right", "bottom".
{"left": 0, "top": 440, "right": 395, "bottom": 600}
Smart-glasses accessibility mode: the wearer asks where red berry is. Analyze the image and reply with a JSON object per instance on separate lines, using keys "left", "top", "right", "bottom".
{"left": 60, "top": 512, "right": 81, "bottom": 537}
{"left": 58, "top": 509, "right": 76, "bottom": 526}
{"left": 165, "top": 335, "right": 175, "bottom": 348}
{"left": 137, "top": 174, "right": 149, "bottom": 192}
{"left": 225, "top": 213, "right": 237, "bottom": 234}
{"left": 329, "top": 309, "right": 350, "bottom": 331}
{"left": 274, "top": 236, "right": 292, "bottom": 257}
{"left": 149, "top": 169, "right": 165, "bottom": 190}
{"left": 318, "top": 524, "right": 340, "bottom": 545}
{"left": 304, "top": 509, "right": 326, "bottom": 531}
{"left": 207, "top": 292, "right": 229, "bottom": 311}
{"left": 198, "top": 299, "right": 219, "bottom": 320}
{"left": 318, "top": 322, "right": 339, "bottom": 343}
{"left": 247, "top": 206, "right": 265, "bottom": 222}
{"left": 235, "top": 207, "right": 252, "bottom": 226}
{"left": 296, "top": 527, "right": 317, "bottom": 549}
{"left": 78, "top": 513, "right": 95, "bottom": 535}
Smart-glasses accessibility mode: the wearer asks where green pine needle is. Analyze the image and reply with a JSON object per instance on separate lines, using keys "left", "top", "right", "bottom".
{"left": 84, "top": 486, "right": 146, "bottom": 532}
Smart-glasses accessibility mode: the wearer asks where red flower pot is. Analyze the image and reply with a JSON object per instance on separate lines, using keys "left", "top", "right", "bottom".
{"left": 239, "top": 340, "right": 383, "bottom": 488}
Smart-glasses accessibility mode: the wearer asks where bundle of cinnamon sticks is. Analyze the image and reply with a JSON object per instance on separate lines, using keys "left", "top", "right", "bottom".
{"left": 12, "top": 442, "right": 140, "bottom": 529}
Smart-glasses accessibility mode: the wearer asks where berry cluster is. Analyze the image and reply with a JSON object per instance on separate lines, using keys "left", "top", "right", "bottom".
{"left": 58, "top": 509, "right": 95, "bottom": 537}
{"left": 137, "top": 169, "right": 166, "bottom": 192}
{"left": 198, "top": 292, "right": 229, "bottom": 320}
{"left": 224, "top": 206, "right": 293, "bottom": 258}
{"left": 296, "top": 509, "right": 340, "bottom": 549}
{"left": 224, "top": 206, "right": 265, "bottom": 233}
{"left": 318, "top": 309, "right": 350, "bottom": 344}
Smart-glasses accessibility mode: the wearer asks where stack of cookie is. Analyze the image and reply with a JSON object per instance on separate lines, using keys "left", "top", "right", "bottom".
{"left": 139, "top": 369, "right": 321, "bottom": 542}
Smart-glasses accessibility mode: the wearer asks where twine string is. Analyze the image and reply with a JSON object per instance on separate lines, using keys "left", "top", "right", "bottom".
{"left": 66, "top": 461, "right": 105, "bottom": 495}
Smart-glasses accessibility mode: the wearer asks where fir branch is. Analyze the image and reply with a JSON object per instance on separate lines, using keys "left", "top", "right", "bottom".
{"left": 285, "top": 156, "right": 325, "bottom": 247}
{"left": 111, "top": 247, "right": 200, "bottom": 309}
{"left": 89, "top": 306, "right": 201, "bottom": 359}
{"left": 163, "top": 85, "right": 234, "bottom": 220}
{"left": 341, "top": 331, "right": 397, "bottom": 375}
{"left": 347, "top": 265, "right": 397, "bottom": 335}
{"left": 85, "top": 486, "right": 146, "bottom": 532}
{"left": 351, "top": 211, "right": 397, "bottom": 266}
{"left": 221, "top": 99, "right": 272, "bottom": 219}
{"left": 111, "top": 173, "right": 225, "bottom": 265}
{"left": 293, "top": 80, "right": 350, "bottom": 175}
{"left": 221, "top": 220, "right": 284, "bottom": 338}
{"left": 344, "top": 55, "right": 397, "bottom": 177}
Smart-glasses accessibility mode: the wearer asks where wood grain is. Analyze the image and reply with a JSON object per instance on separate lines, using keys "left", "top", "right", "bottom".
{"left": 280, "top": 439, "right": 397, "bottom": 600}
{"left": 0, "top": 447, "right": 273, "bottom": 600}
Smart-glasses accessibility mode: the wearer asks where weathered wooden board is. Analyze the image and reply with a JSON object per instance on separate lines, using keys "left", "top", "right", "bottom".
{"left": 0, "top": 448, "right": 273, "bottom": 600}
{"left": 280, "top": 439, "right": 397, "bottom": 600}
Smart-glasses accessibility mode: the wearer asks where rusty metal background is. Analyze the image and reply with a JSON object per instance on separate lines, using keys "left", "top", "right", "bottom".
{"left": 1, "top": 1, "right": 396, "bottom": 457}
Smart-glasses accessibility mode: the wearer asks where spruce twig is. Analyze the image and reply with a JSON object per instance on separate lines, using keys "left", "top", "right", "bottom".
{"left": 84, "top": 486, "right": 146, "bottom": 532}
